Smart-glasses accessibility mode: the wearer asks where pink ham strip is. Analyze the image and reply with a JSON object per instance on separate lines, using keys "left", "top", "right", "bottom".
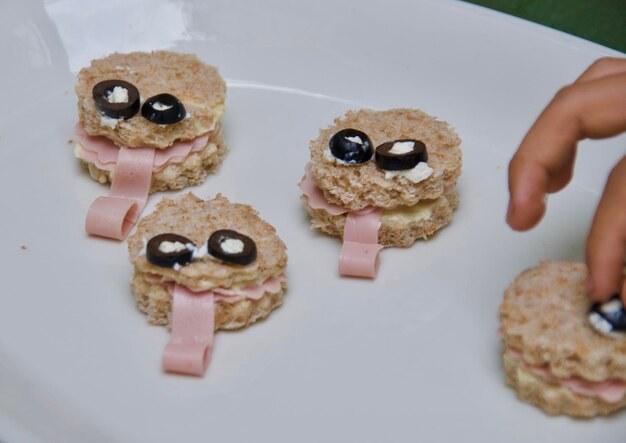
{"left": 75, "top": 123, "right": 208, "bottom": 172}
{"left": 85, "top": 147, "right": 155, "bottom": 240}
{"left": 339, "top": 209, "right": 384, "bottom": 278}
{"left": 75, "top": 123, "right": 118, "bottom": 168}
{"left": 145, "top": 274, "right": 287, "bottom": 303}
{"left": 506, "top": 347, "right": 626, "bottom": 403}
{"left": 299, "top": 163, "right": 347, "bottom": 215}
{"left": 163, "top": 284, "right": 215, "bottom": 376}
{"left": 77, "top": 121, "right": 208, "bottom": 241}
{"left": 212, "top": 275, "right": 287, "bottom": 301}
{"left": 153, "top": 135, "right": 208, "bottom": 170}
{"left": 299, "top": 163, "right": 384, "bottom": 278}
{"left": 159, "top": 274, "right": 286, "bottom": 376}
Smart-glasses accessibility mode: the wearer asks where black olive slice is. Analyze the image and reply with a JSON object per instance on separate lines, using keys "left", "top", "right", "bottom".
{"left": 207, "top": 230, "right": 257, "bottom": 265}
{"left": 92, "top": 79, "right": 140, "bottom": 120}
{"left": 375, "top": 139, "right": 428, "bottom": 171}
{"left": 328, "top": 128, "right": 373, "bottom": 164}
{"left": 588, "top": 295, "right": 626, "bottom": 338}
{"left": 146, "top": 233, "right": 195, "bottom": 268}
{"left": 141, "top": 93, "right": 186, "bottom": 124}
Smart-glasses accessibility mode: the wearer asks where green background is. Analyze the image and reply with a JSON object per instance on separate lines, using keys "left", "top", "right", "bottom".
{"left": 462, "top": 0, "right": 626, "bottom": 53}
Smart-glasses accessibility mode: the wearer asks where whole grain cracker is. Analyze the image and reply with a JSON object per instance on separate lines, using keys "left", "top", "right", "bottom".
{"left": 499, "top": 261, "right": 626, "bottom": 382}
{"left": 76, "top": 51, "right": 226, "bottom": 149}
{"left": 309, "top": 109, "right": 462, "bottom": 210}
{"left": 128, "top": 194, "right": 287, "bottom": 290}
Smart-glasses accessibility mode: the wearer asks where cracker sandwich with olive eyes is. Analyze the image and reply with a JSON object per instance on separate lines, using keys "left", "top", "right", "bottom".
{"left": 299, "top": 108, "right": 462, "bottom": 278}
{"left": 74, "top": 51, "right": 227, "bottom": 240}
{"left": 127, "top": 193, "right": 288, "bottom": 376}
{"left": 499, "top": 260, "right": 626, "bottom": 417}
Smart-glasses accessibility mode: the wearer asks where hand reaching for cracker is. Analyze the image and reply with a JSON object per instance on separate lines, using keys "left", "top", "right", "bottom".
{"left": 507, "top": 57, "right": 626, "bottom": 303}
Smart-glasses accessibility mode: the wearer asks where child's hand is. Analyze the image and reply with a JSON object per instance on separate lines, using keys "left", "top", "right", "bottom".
{"left": 506, "top": 57, "right": 626, "bottom": 302}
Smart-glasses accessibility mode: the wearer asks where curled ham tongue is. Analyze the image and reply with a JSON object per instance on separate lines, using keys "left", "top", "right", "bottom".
{"left": 85, "top": 146, "right": 155, "bottom": 240}
{"left": 163, "top": 284, "right": 215, "bottom": 376}
{"left": 339, "top": 209, "right": 383, "bottom": 278}
{"left": 161, "top": 275, "right": 287, "bottom": 376}
{"left": 78, "top": 123, "right": 209, "bottom": 240}
{"left": 299, "top": 163, "right": 383, "bottom": 278}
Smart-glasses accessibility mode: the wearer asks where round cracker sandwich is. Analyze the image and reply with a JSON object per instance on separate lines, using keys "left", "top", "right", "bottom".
{"left": 499, "top": 261, "right": 626, "bottom": 417}
{"left": 76, "top": 50, "right": 225, "bottom": 149}
{"left": 75, "top": 51, "right": 227, "bottom": 240}
{"left": 299, "top": 108, "right": 462, "bottom": 278}
{"left": 128, "top": 193, "right": 287, "bottom": 376}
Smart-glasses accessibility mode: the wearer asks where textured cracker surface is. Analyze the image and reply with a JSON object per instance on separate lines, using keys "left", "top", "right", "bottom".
{"left": 76, "top": 51, "right": 226, "bottom": 149}
{"left": 302, "top": 191, "right": 458, "bottom": 247}
{"left": 503, "top": 351, "right": 626, "bottom": 417}
{"left": 131, "top": 270, "right": 286, "bottom": 330}
{"left": 499, "top": 260, "right": 626, "bottom": 382}
{"left": 309, "top": 109, "right": 462, "bottom": 210}
{"left": 78, "top": 124, "right": 226, "bottom": 193}
{"left": 128, "top": 194, "right": 288, "bottom": 290}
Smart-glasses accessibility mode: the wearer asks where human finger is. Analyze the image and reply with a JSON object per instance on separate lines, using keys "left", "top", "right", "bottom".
{"left": 586, "top": 155, "right": 626, "bottom": 302}
{"left": 507, "top": 73, "right": 626, "bottom": 230}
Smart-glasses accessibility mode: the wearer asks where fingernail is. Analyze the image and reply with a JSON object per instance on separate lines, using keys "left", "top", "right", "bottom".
{"left": 585, "top": 277, "right": 595, "bottom": 296}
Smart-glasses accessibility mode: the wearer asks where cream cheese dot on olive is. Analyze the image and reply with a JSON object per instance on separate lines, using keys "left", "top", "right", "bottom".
{"left": 141, "top": 93, "right": 187, "bottom": 124}
{"left": 589, "top": 295, "right": 626, "bottom": 338}
{"left": 92, "top": 79, "right": 140, "bottom": 120}
{"left": 146, "top": 233, "right": 195, "bottom": 268}
{"left": 375, "top": 139, "right": 428, "bottom": 171}
{"left": 328, "top": 128, "right": 373, "bottom": 164}
{"left": 207, "top": 230, "right": 257, "bottom": 265}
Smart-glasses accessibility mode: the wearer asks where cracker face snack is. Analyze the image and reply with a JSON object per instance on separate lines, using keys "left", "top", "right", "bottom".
{"left": 74, "top": 51, "right": 227, "bottom": 240}
{"left": 300, "top": 108, "right": 462, "bottom": 278}
{"left": 128, "top": 194, "right": 288, "bottom": 376}
{"left": 499, "top": 261, "right": 626, "bottom": 417}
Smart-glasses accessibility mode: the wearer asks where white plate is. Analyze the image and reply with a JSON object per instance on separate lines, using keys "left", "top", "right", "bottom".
{"left": 1, "top": 0, "right": 625, "bottom": 442}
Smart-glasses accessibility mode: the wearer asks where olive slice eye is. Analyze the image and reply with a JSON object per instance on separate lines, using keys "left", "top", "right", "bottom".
{"left": 375, "top": 139, "right": 428, "bottom": 171}
{"left": 92, "top": 79, "right": 140, "bottom": 120}
{"left": 146, "top": 233, "right": 195, "bottom": 268}
{"left": 141, "top": 93, "right": 187, "bottom": 124}
{"left": 328, "top": 128, "right": 374, "bottom": 164}
{"left": 207, "top": 230, "right": 257, "bottom": 265}
{"left": 588, "top": 295, "right": 626, "bottom": 337}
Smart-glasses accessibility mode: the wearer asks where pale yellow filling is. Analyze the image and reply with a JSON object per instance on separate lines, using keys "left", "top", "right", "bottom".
{"left": 381, "top": 196, "right": 445, "bottom": 223}
{"left": 211, "top": 103, "right": 225, "bottom": 119}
